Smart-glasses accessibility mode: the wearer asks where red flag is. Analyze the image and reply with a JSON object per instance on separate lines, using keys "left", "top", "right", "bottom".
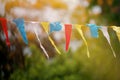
{"left": 0, "top": 18, "right": 10, "bottom": 46}
{"left": 65, "top": 24, "right": 72, "bottom": 51}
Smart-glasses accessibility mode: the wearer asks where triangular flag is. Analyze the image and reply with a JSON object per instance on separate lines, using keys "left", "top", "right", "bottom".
{"left": 13, "top": 18, "right": 28, "bottom": 44}
{"left": 41, "top": 22, "right": 49, "bottom": 34}
{"left": 0, "top": 18, "right": 10, "bottom": 46}
{"left": 75, "top": 24, "right": 90, "bottom": 58}
{"left": 34, "top": 27, "right": 49, "bottom": 59}
{"left": 65, "top": 24, "right": 72, "bottom": 51}
{"left": 41, "top": 22, "right": 61, "bottom": 54}
{"left": 87, "top": 24, "right": 101, "bottom": 38}
{"left": 50, "top": 22, "right": 62, "bottom": 33}
{"left": 111, "top": 26, "right": 120, "bottom": 41}
{"left": 100, "top": 27, "right": 116, "bottom": 57}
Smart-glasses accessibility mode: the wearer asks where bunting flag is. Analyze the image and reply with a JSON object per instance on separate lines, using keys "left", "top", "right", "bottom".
{"left": 49, "top": 22, "right": 62, "bottom": 33}
{"left": 41, "top": 22, "right": 61, "bottom": 54}
{"left": 13, "top": 18, "right": 28, "bottom": 44}
{"left": 41, "top": 22, "right": 49, "bottom": 33}
{"left": 100, "top": 27, "right": 116, "bottom": 57}
{"left": 0, "top": 18, "right": 10, "bottom": 46}
{"left": 34, "top": 27, "right": 49, "bottom": 59}
{"left": 75, "top": 24, "right": 90, "bottom": 58}
{"left": 0, "top": 17, "right": 119, "bottom": 57}
{"left": 87, "top": 24, "right": 101, "bottom": 38}
{"left": 111, "top": 26, "right": 120, "bottom": 41}
{"left": 65, "top": 24, "right": 72, "bottom": 51}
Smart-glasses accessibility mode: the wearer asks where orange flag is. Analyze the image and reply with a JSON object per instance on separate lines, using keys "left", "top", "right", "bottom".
{"left": 65, "top": 24, "right": 72, "bottom": 51}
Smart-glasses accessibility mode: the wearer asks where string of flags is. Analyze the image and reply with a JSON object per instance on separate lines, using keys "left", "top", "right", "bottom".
{"left": 0, "top": 18, "right": 120, "bottom": 58}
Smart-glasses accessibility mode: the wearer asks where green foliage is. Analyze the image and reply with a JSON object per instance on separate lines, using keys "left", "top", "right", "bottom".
{"left": 10, "top": 44, "right": 92, "bottom": 80}
{"left": 89, "top": 0, "right": 120, "bottom": 25}
{"left": 10, "top": 30, "right": 120, "bottom": 80}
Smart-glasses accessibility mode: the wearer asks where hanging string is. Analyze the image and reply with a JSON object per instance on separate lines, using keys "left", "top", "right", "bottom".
{"left": 8, "top": 18, "right": 119, "bottom": 29}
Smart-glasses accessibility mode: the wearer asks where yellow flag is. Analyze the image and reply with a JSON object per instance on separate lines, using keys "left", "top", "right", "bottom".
{"left": 111, "top": 26, "right": 120, "bottom": 41}
{"left": 41, "top": 22, "right": 49, "bottom": 33}
{"left": 74, "top": 24, "right": 90, "bottom": 58}
{"left": 41, "top": 22, "right": 61, "bottom": 54}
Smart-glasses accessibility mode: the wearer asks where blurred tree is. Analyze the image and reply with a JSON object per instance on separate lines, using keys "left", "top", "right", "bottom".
{"left": 10, "top": 44, "right": 92, "bottom": 80}
{"left": 5, "top": 0, "right": 67, "bottom": 14}
{"left": 71, "top": 6, "right": 89, "bottom": 24}
{"left": 0, "top": 21, "right": 25, "bottom": 80}
{"left": 89, "top": 0, "right": 120, "bottom": 25}
{"left": 74, "top": 30, "right": 120, "bottom": 80}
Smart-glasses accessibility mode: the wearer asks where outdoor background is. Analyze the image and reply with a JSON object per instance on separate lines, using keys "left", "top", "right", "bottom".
{"left": 0, "top": 0, "right": 120, "bottom": 80}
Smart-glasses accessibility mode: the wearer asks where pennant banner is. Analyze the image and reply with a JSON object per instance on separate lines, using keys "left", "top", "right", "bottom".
{"left": 50, "top": 22, "right": 62, "bottom": 33}
{"left": 65, "top": 24, "right": 72, "bottom": 51}
{"left": 13, "top": 18, "right": 28, "bottom": 44}
{"left": 0, "top": 17, "right": 119, "bottom": 58}
{"left": 75, "top": 24, "right": 90, "bottom": 58}
{"left": 0, "top": 18, "right": 10, "bottom": 46}
{"left": 41, "top": 22, "right": 61, "bottom": 54}
{"left": 101, "top": 27, "right": 116, "bottom": 57}
{"left": 87, "top": 24, "right": 101, "bottom": 38}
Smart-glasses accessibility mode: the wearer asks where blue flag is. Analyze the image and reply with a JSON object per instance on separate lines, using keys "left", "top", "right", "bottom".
{"left": 87, "top": 24, "right": 101, "bottom": 38}
{"left": 13, "top": 18, "right": 28, "bottom": 44}
{"left": 50, "top": 22, "right": 62, "bottom": 33}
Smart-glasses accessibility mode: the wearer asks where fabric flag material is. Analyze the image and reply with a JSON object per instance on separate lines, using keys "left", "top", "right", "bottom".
{"left": 41, "top": 22, "right": 61, "bottom": 54}
{"left": 75, "top": 24, "right": 90, "bottom": 58}
{"left": 0, "top": 18, "right": 10, "bottom": 46}
{"left": 87, "top": 24, "right": 101, "bottom": 38}
{"left": 65, "top": 24, "right": 72, "bottom": 51}
{"left": 34, "top": 27, "right": 49, "bottom": 59}
{"left": 13, "top": 18, "right": 28, "bottom": 44}
{"left": 41, "top": 22, "right": 49, "bottom": 33}
{"left": 50, "top": 22, "right": 62, "bottom": 33}
{"left": 100, "top": 27, "right": 116, "bottom": 57}
{"left": 112, "top": 26, "right": 120, "bottom": 41}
